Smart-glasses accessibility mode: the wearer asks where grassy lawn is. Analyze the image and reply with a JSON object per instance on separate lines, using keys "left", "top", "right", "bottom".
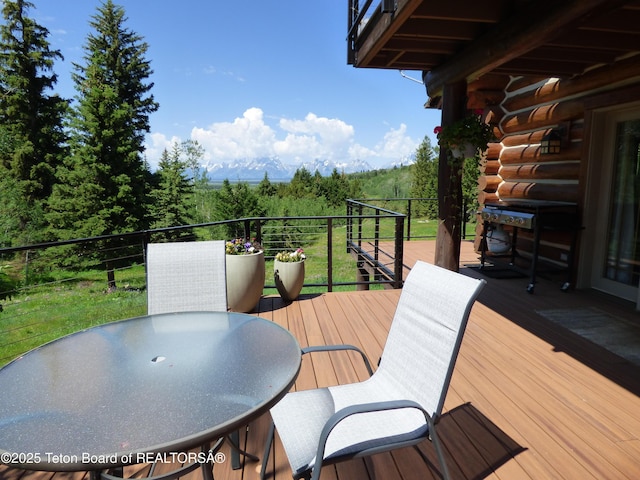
{"left": 0, "top": 266, "right": 147, "bottom": 365}
{"left": 0, "top": 217, "right": 475, "bottom": 365}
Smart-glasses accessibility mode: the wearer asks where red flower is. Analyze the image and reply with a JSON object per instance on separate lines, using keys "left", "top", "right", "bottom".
{"left": 433, "top": 126, "right": 443, "bottom": 135}
{"left": 473, "top": 108, "right": 484, "bottom": 115}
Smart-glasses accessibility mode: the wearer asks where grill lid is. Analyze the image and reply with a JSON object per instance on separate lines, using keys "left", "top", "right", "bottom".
{"left": 481, "top": 206, "right": 535, "bottom": 229}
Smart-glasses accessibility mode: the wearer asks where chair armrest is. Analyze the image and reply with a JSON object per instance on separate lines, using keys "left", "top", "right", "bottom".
{"left": 302, "top": 344, "right": 374, "bottom": 376}
{"left": 310, "top": 400, "right": 431, "bottom": 480}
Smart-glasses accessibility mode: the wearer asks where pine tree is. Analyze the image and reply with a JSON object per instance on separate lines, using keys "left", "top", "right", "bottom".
{"left": 287, "top": 167, "right": 314, "bottom": 198}
{"left": 410, "top": 136, "right": 438, "bottom": 217}
{"left": 462, "top": 156, "right": 480, "bottom": 223}
{"left": 257, "top": 172, "right": 277, "bottom": 197}
{"left": 48, "top": 0, "right": 158, "bottom": 237}
{"left": 0, "top": 0, "right": 68, "bottom": 243}
{"left": 319, "top": 168, "right": 350, "bottom": 207}
{"left": 47, "top": 0, "right": 158, "bottom": 288}
{"left": 148, "top": 144, "right": 194, "bottom": 239}
{"left": 213, "top": 180, "right": 266, "bottom": 240}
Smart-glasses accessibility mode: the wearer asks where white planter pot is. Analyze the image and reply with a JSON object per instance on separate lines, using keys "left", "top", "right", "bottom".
{"left": 487, "top": 226, "right": 511, "bottom": 254}
{"left": 450, "top": 143, "right": 477, "bottom": 159}
{"left": 225, "top": 251, "right": 265, "bottom": 312}
{"left": 274, "top": 259, "right": 305, "bottom": 302}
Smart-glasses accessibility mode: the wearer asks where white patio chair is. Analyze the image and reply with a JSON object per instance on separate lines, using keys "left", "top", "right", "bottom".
{"left": 260, "top": 261, "right": 486, "bottom": 480}
{"left": 146, "top": 240, "right": 258, "bottom": 470}
{"left": 146, "top": 240, "right": 227, "bottom": 314}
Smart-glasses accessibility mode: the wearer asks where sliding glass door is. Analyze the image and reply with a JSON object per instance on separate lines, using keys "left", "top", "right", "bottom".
{"left": 591, "top": 108, "right": 640, "bottom": 305}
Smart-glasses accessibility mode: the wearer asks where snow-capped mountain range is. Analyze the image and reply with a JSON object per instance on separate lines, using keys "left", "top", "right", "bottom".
{"left": 202, "top": 156, "right": 414, "bottom": 181}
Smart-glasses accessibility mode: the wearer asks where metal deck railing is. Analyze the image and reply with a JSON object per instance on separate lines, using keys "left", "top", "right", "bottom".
{"left": 1, "top": 202, "right": 438, "bottom": 365}
{"left": 0, "top": 197, "right": 473, "bottom": 365}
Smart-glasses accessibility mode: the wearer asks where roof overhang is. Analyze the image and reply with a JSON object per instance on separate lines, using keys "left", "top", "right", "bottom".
{"left": 349, "top": 0, "right": 640, "bottom": 102}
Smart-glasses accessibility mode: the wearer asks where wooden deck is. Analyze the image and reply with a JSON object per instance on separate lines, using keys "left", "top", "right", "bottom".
{"left": 2, "top": 240, "right": 640, "bottom": 480}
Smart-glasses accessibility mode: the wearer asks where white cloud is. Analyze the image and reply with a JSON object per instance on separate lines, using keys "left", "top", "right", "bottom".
{"left": 273, "top": 134, "right": 320, "bottom": 163}
{"left": 191, "top": 107, "right": 276, "bottom": 162}
{"left": 376, "top": 124, "right": 417, "bottom": 160}
{"left": 276, "top": 112, "right": 355, "bottom": 162}
{"left": 279, "top": 113, "right": 354, "bottom": 144}
{"left": 145, "top": 107, "right": 419, "bottom": 169}
{"left": 348, "top": 143, "right": 377, "bottom": 160}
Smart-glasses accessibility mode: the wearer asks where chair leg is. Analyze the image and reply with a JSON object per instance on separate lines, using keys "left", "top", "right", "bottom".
{"left": 430, "top": 424, "right": 451, "bottom": 480}
{"left": 260, "top": 420, "right": 276, "bottom": 480}
{"left": 227, "top": 429, "right": 260, "bottom": 470}
{"left": 229, "top": 429, "right": 242, "bottom": 470}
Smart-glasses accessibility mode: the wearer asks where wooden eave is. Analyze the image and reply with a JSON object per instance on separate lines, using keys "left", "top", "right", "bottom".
{"left": 350, "top": 0, "right": 640, "bottom": 100}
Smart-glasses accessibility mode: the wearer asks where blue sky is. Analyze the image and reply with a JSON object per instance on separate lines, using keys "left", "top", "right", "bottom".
{"left": 33, "top": 0, "right": 442, "bottom": 170}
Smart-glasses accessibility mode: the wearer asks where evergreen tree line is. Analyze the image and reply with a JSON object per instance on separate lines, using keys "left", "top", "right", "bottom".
{"left": 0, "top": 0, "right": 157, "bottom": 253}
{"left": 0, "top": 1, "right": 370, "bottom": 258}
{"left": 0, "top": 0, "right": 477, "bottom": 277}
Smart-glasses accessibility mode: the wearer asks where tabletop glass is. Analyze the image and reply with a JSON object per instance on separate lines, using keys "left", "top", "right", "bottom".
{"left": 0, "top": 312, "right": 301, "bottom": 471}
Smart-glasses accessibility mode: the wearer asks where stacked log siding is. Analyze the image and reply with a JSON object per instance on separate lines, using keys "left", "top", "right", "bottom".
{"left": 472, "top": 58, "right": 640, "bottom": 266}
{"left": 494, "top": 77, "right": 583, "bottom": 205}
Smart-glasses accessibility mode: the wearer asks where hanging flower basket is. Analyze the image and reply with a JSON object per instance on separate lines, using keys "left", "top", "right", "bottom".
{"left": 434, "top": 109, "right": 496, "bottom": 160}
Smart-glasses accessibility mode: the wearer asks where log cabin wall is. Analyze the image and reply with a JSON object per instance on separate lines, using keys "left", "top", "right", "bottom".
{"left": 497, "top": 77, "right": 583, "bottom": 205}
{"left": 472, "top": 57, "right": 640, "bottom": 270}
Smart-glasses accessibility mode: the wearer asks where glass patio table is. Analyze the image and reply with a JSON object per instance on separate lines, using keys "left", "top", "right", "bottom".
{"left": 0, "top": 311, "right": 301, "bottom": 479}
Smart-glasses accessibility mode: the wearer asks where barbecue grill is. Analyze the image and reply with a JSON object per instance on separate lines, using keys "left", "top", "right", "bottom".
{"left": 479, "top": 200, "right": 581, "bottom": 293}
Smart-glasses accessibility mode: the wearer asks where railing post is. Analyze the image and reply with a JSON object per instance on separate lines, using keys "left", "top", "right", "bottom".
{"left": 357, "top": 204, "right": 363, "bottom": 249}
{"left": 374, "top": 208, "right": 380, "bottom": 265}
{"left": 243, "top": 220, "right": 251, "bottom": 241}
{"left": 347, "top": 0, "right": 358, "bottom": 64}
{"left": 142, "top": 232, "right": 150, "bottom": 272}
{"left": 462, "top": 199, "right": 467, "bottom": 240}
{"left": 327, "top": 217, "right": 333, "bottom": 292}
{"left": 346, "top": 201, "right": 352, "bottom": 253}
{"left": 24, "top": 250, "right": 30, "bottom": 286}
{"left": 254, "top": 219, "right": 262, "bottom": 244}
{"left": 406, "top": 199, "right": 412, "bottom": 241}
{"left": 394, "top": 215, "right": 405, "bottom": 289}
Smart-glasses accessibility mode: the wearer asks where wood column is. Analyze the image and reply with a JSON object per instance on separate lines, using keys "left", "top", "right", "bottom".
{"left": 435, "top": 80, "right": 467, "bottom": 271}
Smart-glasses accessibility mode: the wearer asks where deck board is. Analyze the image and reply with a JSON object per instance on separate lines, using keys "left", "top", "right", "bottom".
{"left": 2, "top": 240, "right": 640, "bottom": 480}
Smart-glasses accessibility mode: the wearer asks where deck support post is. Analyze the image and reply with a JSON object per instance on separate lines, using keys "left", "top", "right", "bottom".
{"left": 435, "top": 80, "right": 467, "bottom": 272}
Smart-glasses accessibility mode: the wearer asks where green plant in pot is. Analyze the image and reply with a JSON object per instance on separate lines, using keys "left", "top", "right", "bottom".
{"left": 434, "top": 109, "right": 496, "bottom": 245}
{"left": 434, "top": 109, "right": 495, "bottom": 160}
{"left": 274, "top": 248, "right": 305, "bottom": 302}
{"left": 225, "top": 238, "right": 265, "bottom": 312}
